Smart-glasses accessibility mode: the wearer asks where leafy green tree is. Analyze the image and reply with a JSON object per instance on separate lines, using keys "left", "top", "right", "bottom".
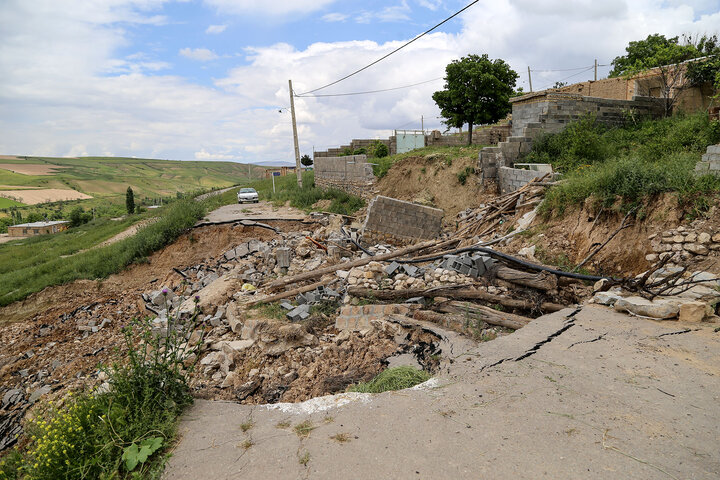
{"left": 433, "top": 54, "right": 518, "bottom": 145}
{"left": 69, "top": 206, "right": 91, "bottom": 227}
{"left": 610, "top": 34, "right": 720, "bottom": 115}
{"left": 370, "top": 141, "right": 389, "bottom": 158}
{"left": 300, "top": 154, "right": 313, "bottom": 167}
{"left": 126, "top": 186, "right": 135, "bottom": 215}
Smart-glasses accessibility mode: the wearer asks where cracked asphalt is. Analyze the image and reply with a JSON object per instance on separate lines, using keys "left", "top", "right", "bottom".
{"left": 164, "top": 306, "right": 720, "bottom": 479}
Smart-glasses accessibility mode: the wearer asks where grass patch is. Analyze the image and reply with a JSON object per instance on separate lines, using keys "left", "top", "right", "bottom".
{"left": 293, "top": 421, "right": 316, "bottom": 438}
{"left": 372, "top": 145, "right": 484, "bottom": 179}
{"left": 298, "top": 451, "right": 310, "bottom": 466}
{"left": 247, "top": 171, "right": 364, "bottom": 216}
{"left": 239, "top": 421, "right": 254, "bottom": 433}
{"left": 528, "top": 113, "right": 720, "bottom": 216}
{"left": 330, "top": 433, "right": 351, "bottom": 443}
{"left": 3, "top": 308, "right": 202, "bottom": 478}
{"left": 0, "top": 197, "right": 207, "bottom": 307}
{"left": 239, "top": 440, "right": 254, "bottom": 450}
{"left": 347, "top": 366, "right": 431, "bottom": 393}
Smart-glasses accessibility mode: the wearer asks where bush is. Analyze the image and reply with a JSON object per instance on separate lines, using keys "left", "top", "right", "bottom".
{"left": 12, "top": 298, "right": 203, "bottom": 479}
{"left": 457, "top": 166, "right": 476, "bottom": 185}
{"left": 370, "top": 141, "right": 389, "bottom": 158}
{"left": 347, "top": 366, "right": 431, "bottom": 393}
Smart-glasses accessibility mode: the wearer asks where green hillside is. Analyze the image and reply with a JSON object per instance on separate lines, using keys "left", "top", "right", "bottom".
{"left": 0, "top": 156, "right": 265, "bottom": 199}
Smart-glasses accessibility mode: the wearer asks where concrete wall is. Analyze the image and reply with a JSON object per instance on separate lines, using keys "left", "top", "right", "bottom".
{"left": 314, "top": 139, "right": 395, "bottom": 159}
{"left": 314, "top": 155, "right": 376, "bottom": 197}
{"left": 426, "top": 124, "right": 511, "bottom": 147}
{"left": 694, "top": 144, "right": 720, "bottom": 177}
{"left": 362, "top": 195, "right": 443, "bottom": 245}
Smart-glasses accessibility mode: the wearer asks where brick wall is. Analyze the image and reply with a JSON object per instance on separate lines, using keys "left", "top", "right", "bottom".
{"left": 314, "top": 155, "right": 377, "bottom": 197}
{"left": 695, "top": 144, "right": 720, "bottom": 177}
{"left": 362, "top": 195, "right": 443, "bottom": 245}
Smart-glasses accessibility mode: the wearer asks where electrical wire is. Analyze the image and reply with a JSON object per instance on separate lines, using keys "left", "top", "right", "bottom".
{"left": 537, "top": 65, "right": 595, "bottom": 91}
{"left": 295, "top": 77, "right": 443, "bottom": 98}
{"left": 296, "top": 0, "right": 481, "bottom": 96}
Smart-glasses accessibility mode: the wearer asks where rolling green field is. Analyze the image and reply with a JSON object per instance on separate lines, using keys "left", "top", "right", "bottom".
{"left": 0, "top": 156, "right": 267, "bottom": 200}
{"left": 0, "top": 197, "right": 25, "bottom": 208}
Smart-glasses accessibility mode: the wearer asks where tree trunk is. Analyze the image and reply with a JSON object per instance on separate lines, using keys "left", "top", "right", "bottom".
{"left": 467, "top": 122, "right": 473, "bottom": 145}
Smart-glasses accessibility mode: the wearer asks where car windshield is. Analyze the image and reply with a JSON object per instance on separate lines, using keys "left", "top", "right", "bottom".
{"left": 239, "top": 188, "right": 256, "bottom": 193}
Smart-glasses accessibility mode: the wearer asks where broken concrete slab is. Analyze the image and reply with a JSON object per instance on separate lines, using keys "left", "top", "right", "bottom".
{"left": 679, "top": 301, "right": 709, "bottom": 323}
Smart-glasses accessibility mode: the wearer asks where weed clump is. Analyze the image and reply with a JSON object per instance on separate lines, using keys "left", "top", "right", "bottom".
{"left": 347, "top": 366, "right": 431, "bottom": 393}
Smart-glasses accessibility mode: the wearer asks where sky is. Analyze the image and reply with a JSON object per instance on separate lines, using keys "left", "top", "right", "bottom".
{"left": 1, "top": 0, "right": 719, "bottom": 165}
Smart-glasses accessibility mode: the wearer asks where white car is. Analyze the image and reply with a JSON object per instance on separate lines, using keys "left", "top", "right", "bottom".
{"left": 237, "top": 187, "right": 259, "bottom": 203}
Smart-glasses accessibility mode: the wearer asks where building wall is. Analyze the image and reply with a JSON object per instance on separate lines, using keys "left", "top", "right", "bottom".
{"left": 695, "top": 144, "right": 720, "bottom": 178}
{"left": 362, "top": 195, "right": 443, "bottom": 245}
{"left": 498, "top": 167, "right": 556, "bottom": 194}
{"left": 314, "top": 155, "right": 376, "bottom": 197}
{"left": 8, "top": 224, "right": 68, "bottom": 237}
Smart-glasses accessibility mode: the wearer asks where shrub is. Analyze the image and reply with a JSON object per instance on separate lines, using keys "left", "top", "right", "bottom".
{"left": 13, "top": 297, "right": 203, "bottom": 479}
{"left": 457, "top": 166, "right": 476, "bottom": 185}
{"left": 347, "top": 366, "right": 431, "bottom": 393}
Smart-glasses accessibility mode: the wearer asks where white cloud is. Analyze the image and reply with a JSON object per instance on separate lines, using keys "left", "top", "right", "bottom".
{"left": 417, "top": 0, "right": 443, "bottom": 10}
{"left": 205, "top": 24, "right": 227, "bottom": 34}
{"left": 1, "top": 0, "right": 719, "bottom": 166}
{"left": 322, "top": 12, "right": 348, "bottom": 22}
{"left": 203, "top": 0, "right": 336, "bottom": 16}
{"left": 194, "top": 148, "right": 235, "bottom": 160}
{"left": 179, "top": 47, "right": 219, "bottom": 61}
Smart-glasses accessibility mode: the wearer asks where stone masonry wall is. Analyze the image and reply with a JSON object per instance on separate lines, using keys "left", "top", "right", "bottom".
{"left": 362, "top": 195, "right": 443, "bottom": 245}
{"left": 479, "top": 93, "right": 665, "bottom": 186}
{"left": 314, "top": 155, "right": 377, "bottom": 197}
{"left": 694, "top": 144, "right": 720, "bottom": 177}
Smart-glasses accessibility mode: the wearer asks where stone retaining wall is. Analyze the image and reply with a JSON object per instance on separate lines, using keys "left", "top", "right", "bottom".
{"left": 314, "top": 155, "right": 377, "bottom": 197}
{"left": 362, "top": 195, "right": 443, "bottom": 245}
{"left": 648, "top": 227, "right": 720, "bottom": 264}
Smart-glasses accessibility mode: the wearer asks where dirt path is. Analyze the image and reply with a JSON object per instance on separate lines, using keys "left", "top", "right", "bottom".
{"left": 164, "top": 307, "right": 720, "bottom": 480}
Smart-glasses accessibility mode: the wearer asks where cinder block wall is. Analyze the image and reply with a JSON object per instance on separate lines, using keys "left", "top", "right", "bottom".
{"left": 362, "top": 195, "right": 443, "bottom": 245}
{"left": 498, "top": 167, "right": 554, "bottom": 194}
{"left": 695, "top": 144, "right": 720, "bottom": 177}
{"left": 314, "top": 155, "right": 376, "bottom": 197}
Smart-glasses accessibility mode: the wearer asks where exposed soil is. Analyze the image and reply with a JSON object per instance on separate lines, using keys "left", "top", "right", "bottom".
{"left": 504, "top": 193, "right": 720, "bottom": 276}
{"left": 376, "top": 149, "right": 495, "bottom": 221}
{"left": 0, "top": 188, "right": 91, "bottom": 205}
{"left": 0, "top": 164, "right": 68, "bottom": 176}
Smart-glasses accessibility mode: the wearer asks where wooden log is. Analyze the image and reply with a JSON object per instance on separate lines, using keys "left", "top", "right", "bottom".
{"left": 434, "top": 301, "right": 532, "bottom": 330}
{"left": 246, "top": 277, "right": 336, "bottom": 306}
{"left": 346, "top": 286, "right": 565, "bottom": 312}
{"left": 264, "top": 240, "right": 438, "bottom": 291}
{"left": 496, "top": 266, "right": 558, "bottom": 292}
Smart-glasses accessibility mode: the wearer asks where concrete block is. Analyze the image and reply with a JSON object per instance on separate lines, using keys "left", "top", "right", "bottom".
{"left": 276, "top": 247, "right": 291, "bottom": 269}
{"left": 286, "top": 304, "right": 311, "bottom": 322}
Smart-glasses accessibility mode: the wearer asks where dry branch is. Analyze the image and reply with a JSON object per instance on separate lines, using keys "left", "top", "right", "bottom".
{"left": 434, "top": 301, "right": 532, "bottom": 330}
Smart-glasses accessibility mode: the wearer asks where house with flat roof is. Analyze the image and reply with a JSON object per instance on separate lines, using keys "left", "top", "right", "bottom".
{"left": 8, "top": 221, "right": 69, "bottom": 237}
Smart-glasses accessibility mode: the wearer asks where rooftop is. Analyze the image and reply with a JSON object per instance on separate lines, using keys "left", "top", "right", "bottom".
{"left": 11, "top": 221, "right": 69, "bottom": 228}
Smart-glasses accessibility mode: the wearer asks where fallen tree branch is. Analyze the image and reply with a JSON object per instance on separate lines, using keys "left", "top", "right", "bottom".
{"left": 246, "top": 277, "right": 337, "bottom": 307}
{"left": 433, "top": 300, "right": 532, "bottom": 330}
{"left": 346, "top": 286, "right": 565, "bottom": 312}
{"left": 496, "top": 266, "right": 558, "bottom": 292}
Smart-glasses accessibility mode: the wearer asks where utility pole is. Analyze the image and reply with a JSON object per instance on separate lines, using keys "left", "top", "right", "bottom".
{"left": 527, "top": 66, "right": 533, "bottom": 93}
{"left": 421, "top": 115, "right": 424, "bottom": 134}
{"left": 594, "top": 59, "right": 598, "bottom": 81}
{"left": 288, "top": 79, "right": 302, "bottom": 188}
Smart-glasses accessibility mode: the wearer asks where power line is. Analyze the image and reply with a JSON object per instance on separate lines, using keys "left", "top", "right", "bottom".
{"left": 296, "top": 0, "right": 481, "bottom": 96}
{"left": 295, "top": 77, "right": 443, "bottom": 98}
{"left": 538, "top": 65, "right": 595, "bottom": 91}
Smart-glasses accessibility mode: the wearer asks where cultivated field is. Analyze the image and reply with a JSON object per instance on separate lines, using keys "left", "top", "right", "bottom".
{"left": 0, "top": 188, "right": 92, "bottom": 205}
{"left": 0, "top": 155, "right": 262, "bottom": 201}
{"left": 0, "top": 163, "right": 67, "bottom": 175}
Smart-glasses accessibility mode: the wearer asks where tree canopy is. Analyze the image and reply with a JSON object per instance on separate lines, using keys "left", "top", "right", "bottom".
{"left": 610, "top": 33, "right": 719, "bottom": 80}
{"left": 300, "top": 154, "right": 313, "bottom": 167}
{"left": 433, "top": 54, "right": 518, "bottom": 145}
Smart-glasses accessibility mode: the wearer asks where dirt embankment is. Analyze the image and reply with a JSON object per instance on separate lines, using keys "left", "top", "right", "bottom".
{"left": 376, "top": 149, "right": 494, "bottom": 221}
{"left": 506, "top": 193, "right": 720, "bottom": 276}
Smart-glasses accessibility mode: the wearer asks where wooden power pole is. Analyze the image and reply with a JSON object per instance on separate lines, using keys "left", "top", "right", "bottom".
{"left": 288, "top": 79, "right": 303, "bottom": 188}
{"left": 527, "top": 66, "right": 533, "bottom": 92}
{"left": 594, "top": 59, "right": 598, "bottom": 81}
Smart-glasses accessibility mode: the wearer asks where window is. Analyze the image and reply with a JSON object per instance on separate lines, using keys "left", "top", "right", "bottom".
{"left": 33, "top": 229, "right": 39, "bottom": 234}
